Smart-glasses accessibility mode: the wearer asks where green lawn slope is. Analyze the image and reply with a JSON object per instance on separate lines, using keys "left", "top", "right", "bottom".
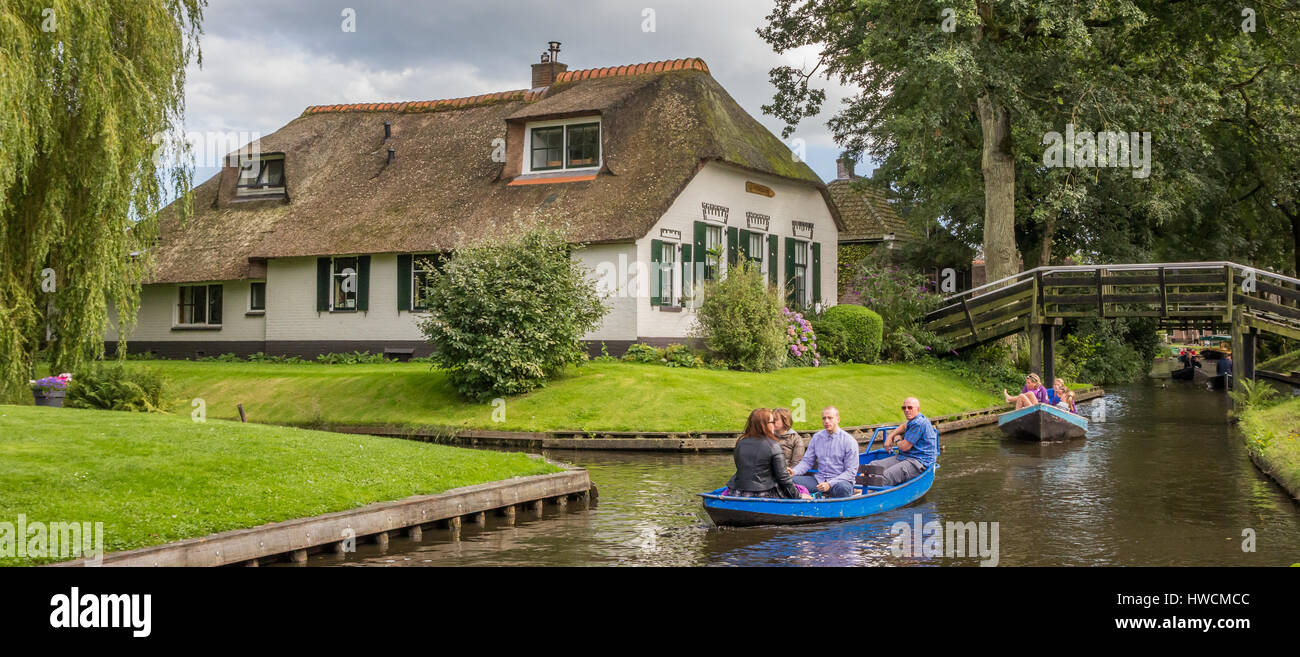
{"left": 104, "top": 360, "right": 1004, "bottom": 433}
{"left": 0, "top": 405, "right": 559, "bottom": 565}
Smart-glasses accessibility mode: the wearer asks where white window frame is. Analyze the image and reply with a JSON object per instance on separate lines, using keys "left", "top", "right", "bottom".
{"left": 175, "top": 284, "right": 223, "bottom": 327}
{"left": 747, "top": 231, "right": 766, "bottom": 274}
{"left": 331, "top": 257, "right": 359, "bottom": 311}
{"left": 235, "top": 155, "right": 286, "bottom": 197}
{"left": 659, "top": 242, "right": 682, "bottom": 307}
{"left": 411, "top": 254, "right": 439, "bottom": 311}
{"left": 247, "top": 281, "right": 266, "bottom": 314}
{"left": 792, "top": 239, "right": 810, "bottom": 308}
{"left": 523, "top": 117, "right": 602, "bottom": 175}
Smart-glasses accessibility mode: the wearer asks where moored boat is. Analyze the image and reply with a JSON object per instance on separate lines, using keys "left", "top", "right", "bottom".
{"left": 997, "top": 403, "right": 1087, "bottom": 441}
{"left": 700, "top": 427, "right": 935, "bottom": 527}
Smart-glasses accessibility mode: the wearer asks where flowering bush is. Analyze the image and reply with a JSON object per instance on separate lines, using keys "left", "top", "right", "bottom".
{"left": 782, "top": 307, "right": 820, "bottom": 367}
{"left": 845, "top": 256, "right": 948, "bottom": 361}
{"left": 30, "top": 374, "right": 71, "bottom": 392}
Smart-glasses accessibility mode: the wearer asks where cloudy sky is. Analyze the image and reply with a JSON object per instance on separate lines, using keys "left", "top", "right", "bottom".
{"left": 183, "top": 0, "right": 865, "bottom": 184}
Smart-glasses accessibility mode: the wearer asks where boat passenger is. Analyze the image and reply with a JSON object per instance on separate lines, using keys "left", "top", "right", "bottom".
{"left": 724, "top": 408, "right": 811, "bottom": 499}
{"left": 1217, "top": 354, "right": 1233, "bottom": 376}
{"left": 1057, "top": 389, "right": 1078, "bottom": 414}
{"left": 1003, "top": 373, "right": 1048, "bottom": 410}
{"left": 788, "top": 406, "right": 859, "bottom": 498}
{"left": 878, "top": 397, "right": 940, "bottom": 486}
{"left": 771, "top": 407, "right": 806, "bottom": 467}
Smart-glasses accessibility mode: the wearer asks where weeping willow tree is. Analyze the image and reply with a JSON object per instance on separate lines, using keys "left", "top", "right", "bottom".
{"left": 0, "top": 1, "right": 203, "bottom": 401}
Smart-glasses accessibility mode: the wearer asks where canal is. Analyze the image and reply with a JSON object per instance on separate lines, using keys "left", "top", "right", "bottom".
{"left": 304, "top": 381, "right": 1300, "bottom": 566}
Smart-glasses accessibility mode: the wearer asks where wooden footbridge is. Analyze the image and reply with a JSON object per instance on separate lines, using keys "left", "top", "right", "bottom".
{"left": 922, "top": 262, "right": 1300, "bottom": 391}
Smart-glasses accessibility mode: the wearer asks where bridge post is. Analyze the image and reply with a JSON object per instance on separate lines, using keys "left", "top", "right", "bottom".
{"left": 1231, "top": 307, "right": 1256, "bottom": 392}
{"left": 1244, "top": 327, "right": 1257, "bottom": 383}
{"left": 1043, "top": 322, "right": 1057, "bottom": 385}
{"left": 1028, "top": 323, "right": 1042, "bottom": 376}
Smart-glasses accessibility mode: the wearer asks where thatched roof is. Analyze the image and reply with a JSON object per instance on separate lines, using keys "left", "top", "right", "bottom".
{"left": 150, "top": 58, "right": 840, "bottom": 284}
{"left": 827, "top": 177, "right": 915, "bottom": 243}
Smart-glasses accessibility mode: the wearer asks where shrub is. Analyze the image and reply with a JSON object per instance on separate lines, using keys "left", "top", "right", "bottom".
{"left": 1229, "top": 379, "right": 1281, "bottom": 418}
{"left": 692, "top": 258, "right": 787, "bottom": 372}
{"left": 65, "top": 364, "right": 168, "bottom": 412}
{"left": 1057, "top": 318, "right": 1152, "bottom": 385}
{"left": 621, "top": 343, "right": 663, "bottom": 363}
{"left": 843, "top": 253, "right": 948, "bottom": 361}
{"left": 782, "top": 307, "right": 821, "bottom": 366}
{"left": 417, "top": 228, "right": 607, "bottom": 401}
{"left": 662, "top": 343, "right": 703, "bottom": 368}
{"left": 248, "top": 352, "right": 308, "bottom": 364}
{"left": 315, "top": 351, "right": 387, "bottom": 364}
{"left": 813, "top": 305, "right": 882, "bottom": 363}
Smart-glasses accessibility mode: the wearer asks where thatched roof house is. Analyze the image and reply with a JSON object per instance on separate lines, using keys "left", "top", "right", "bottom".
{"left": 826, "top": 155, "right": 914, "bottom": 247}
{"left": 111, "top": 47, "right": 843, "bottom": 358}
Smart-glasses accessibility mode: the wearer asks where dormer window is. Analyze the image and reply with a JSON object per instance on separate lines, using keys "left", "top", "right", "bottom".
{"left": 235, "top": 154, "right": 286, "bottom": 198}
{"left": 525, "top": 118, "right": 600, "bottom": 173}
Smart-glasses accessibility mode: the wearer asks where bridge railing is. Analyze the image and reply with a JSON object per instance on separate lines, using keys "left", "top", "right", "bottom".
{"left": 924, "top": 261, "right": 1300, "bottom": 351}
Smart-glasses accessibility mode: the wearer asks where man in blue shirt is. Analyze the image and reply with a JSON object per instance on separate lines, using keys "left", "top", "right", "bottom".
{"left": 879, "top": 397, "right": 938, "bottom": 486}
{"left": 789, "top": 406, "right": 859, "bottom": 498}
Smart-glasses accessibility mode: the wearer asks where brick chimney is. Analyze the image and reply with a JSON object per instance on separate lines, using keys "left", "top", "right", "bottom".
{"left": 836, "top": 152, "right": 856, "bottom": 180}
{"left": 531, "top": 41, "right": 568, "bottom": 89}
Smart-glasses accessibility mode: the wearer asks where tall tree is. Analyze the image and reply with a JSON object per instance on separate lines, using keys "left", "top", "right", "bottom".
{"left": 0, "top": 0, "right": 203, "bottom": 400}
{"left": 759, "top": 1, "right": 1293, "bottom": 280}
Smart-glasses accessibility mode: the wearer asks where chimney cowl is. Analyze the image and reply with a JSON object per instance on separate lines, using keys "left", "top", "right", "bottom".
{"left": 531, "top": 41, "right": 568, "bottom": 89}
{"left": 387, "top": 147, "right": 395, "bottom": 164}
{"left": 384, "top": 121, "right": 392, "bottom": 141}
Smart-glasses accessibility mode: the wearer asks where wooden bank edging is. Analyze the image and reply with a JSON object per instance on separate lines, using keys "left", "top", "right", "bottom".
{"left": 51, "top": 464, "right": 592, "bottom": 567}
{"left": 332, "top": 387, "right": 1105, "bottom": 452}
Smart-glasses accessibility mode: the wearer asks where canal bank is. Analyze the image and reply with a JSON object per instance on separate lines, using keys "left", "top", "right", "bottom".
{"left": 335, "top": 387, "right": 1106, "bottom": 451}
{"left": 1238, "top": 397, "right": 1300, "bottom": 502}
{"left": 54, "top": 465, "right": 593, "bottom": 567}
{"left": 305, "top": 382, "right": 1300, "bottom": 567}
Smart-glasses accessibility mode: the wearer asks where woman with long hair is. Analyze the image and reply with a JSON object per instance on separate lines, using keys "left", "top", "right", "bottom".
{"left": 724, "top": 408, "right": 810, "bottom": 499}
{"left": 770, "top": 407, "right": 806, "bottom": 468}
{"left": 1003, "top": 373, "right": 1049, "bottom": 410}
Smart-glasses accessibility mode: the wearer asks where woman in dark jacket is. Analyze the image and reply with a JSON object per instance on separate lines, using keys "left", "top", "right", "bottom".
{"left": 725, "top": 408, "right": 810, "bottom": 499}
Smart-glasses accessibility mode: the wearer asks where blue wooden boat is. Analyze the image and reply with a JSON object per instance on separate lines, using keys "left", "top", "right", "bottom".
{"left": 997, "top": 403, "right": 1087, "bottom": 441}
{"left": 699, "top": 427, "right": 936, "bottom": 527}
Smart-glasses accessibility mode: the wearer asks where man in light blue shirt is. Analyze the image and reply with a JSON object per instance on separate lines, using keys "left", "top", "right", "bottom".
{"left": 789, "top": 406, "right": 859, "bottom": 498}
{"left": 879, "top": 397, "right": 938, "bottom": 486}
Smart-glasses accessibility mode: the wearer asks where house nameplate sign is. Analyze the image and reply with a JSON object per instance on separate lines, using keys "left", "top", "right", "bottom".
{"left": 745, "top": 181, "right": 775, "bottom": 198}
{"left": 660, "top": 229, "right": 682, "bottom": 241}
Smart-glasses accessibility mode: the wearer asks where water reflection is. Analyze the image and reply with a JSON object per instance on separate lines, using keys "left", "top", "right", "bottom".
{"left": 306, "top": 382, "right": 1300, "bottom": 567}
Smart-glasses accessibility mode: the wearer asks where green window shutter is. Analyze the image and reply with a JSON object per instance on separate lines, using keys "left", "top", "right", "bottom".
{"left": 650, "top": 239, "right": 663, "bottom": 306}
{"left": 727, "top": 226, "right": 739, "bottom": 267}
{"left": 694, "top": 221, "right": 708, "bottom": 282}
{"left": 768, "top": 234, "right": 779, "bottom": 287}
{"left": 737, "top": 229, "right": 750, "bottom": 262}
{"left": 397, "top": 254, "right": 412, "bottom": 311}
{"left": 785, "top": 237, "right": 797, "bottom": 307}
{"left": 316, "top": 258, "right": 330, "bottom": 311}
{"left": 812, "top": 242, "right": 822, "bottom": 305}
{"left": 357, "top": 255, "right": 371, "bottom": 311}
{"left": 681, "top": 243, "right": 693, "bottom": 303}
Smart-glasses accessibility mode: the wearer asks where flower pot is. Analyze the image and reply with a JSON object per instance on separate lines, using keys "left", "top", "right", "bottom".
{"left": 33, "top": 390, "right": 66, "bottom": 408}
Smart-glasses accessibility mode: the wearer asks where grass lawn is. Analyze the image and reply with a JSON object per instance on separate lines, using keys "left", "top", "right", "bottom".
{"left": 0, "top": 405, "right": 560, "bottom": 566}
{"left": 1239, "top": 398, "right": 1300, "bottom": 502}
{"left": 1259, "top": 349, "right": 1300, "bottom": 373}
{"left": 84, "top": 360, "right": 1008, "bottom": 433}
